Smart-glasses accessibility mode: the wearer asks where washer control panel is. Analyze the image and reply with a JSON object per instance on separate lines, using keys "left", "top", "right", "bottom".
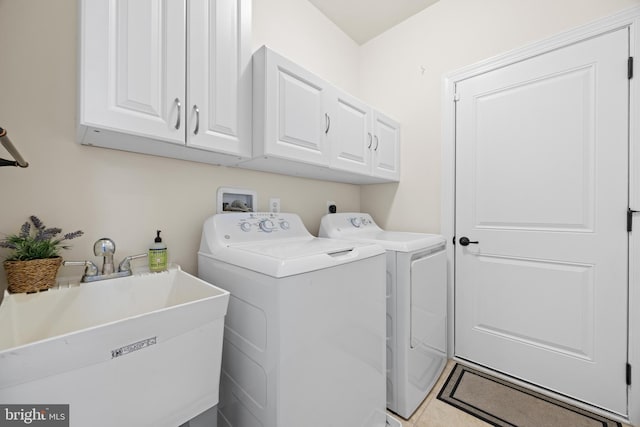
{"left": 347, "top": 214, "right": 374, "bottom": 228}
{"left": 318, "top": 212, "right": 382, "bottom": 238}
{"left": 239, "top": 214, "right": 291, "bottom": 234}
{"left": 207, "top": 212, "right": 311, "bottom": 245}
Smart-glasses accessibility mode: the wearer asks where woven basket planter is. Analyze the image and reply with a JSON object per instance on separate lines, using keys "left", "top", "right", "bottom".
{"left": 4, "top": 256, "right": 62, "bottom": 293}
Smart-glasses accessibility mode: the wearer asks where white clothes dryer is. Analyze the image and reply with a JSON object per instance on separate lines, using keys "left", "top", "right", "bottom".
{"left": 198, "top": 212, "right": 388, "bottom": 427}
{"left": 319, "top": 213, "right": 447, "bottom": 419}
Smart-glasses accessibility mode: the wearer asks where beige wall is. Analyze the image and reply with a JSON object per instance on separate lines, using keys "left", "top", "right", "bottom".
{"left": 359, "top": 0, "right": 640, "bottom": 233}
{"left": 0, "top": 0, "right": 360, "bottom": 290}
{"left": 252, "top": 0, "right": 360, "bottom": 93}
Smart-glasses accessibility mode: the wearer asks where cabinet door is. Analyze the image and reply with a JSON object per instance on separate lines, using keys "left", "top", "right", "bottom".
{"left": 80, "top": 0, "right": 186, "bottom": 144}
{"left": 261, "top": 49, "right": 330, "bottom": 166}
{"left": 372, "top": 111, "right": 401, "bottom": 181}
{"left": 329, "top": 89, "right": 373, "bottom": 175}
{"left": 187, "top": 0, "right": 251, "bottom": 158}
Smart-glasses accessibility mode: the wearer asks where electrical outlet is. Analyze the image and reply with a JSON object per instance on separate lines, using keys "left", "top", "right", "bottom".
{"left": 327, "top": 200, "right": 336, "bottom": 214}
{"left": 270, "top": 198, "right": 281, "bottom": 213}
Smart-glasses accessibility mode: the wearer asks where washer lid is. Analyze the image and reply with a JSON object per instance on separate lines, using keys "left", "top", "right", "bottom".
{"left": 344, "top": 230, "right": 445, "bottom": 252}
{"left": 201, "top": 237, "right": 383, "bottom": 278}
{"left": 232, "top": 237, "right": 354, "bottom": 258}
{"left": 319, "top": 213, "right": 445, "bottom": 252}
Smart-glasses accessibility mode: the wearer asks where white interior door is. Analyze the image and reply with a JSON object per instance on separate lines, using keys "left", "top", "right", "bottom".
{"left": 455, "top": 28, "right": 629, "bottom": 415}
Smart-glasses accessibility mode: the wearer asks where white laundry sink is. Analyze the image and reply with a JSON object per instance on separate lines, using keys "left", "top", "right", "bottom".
{"left": 0, "top": 267, "right": 229, "bottom": 427}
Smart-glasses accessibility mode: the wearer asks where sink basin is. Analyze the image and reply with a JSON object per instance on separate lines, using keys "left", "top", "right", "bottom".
{"left": 0, "top": 267, "right": 229, "bottom": 427}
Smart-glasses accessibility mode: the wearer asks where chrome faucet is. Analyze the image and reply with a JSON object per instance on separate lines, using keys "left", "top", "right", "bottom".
{"left": 94, "top": 238, "right": 115, "bottom": 275}
{"left": 63, "top": 238, "right": 147, "bottom": 283}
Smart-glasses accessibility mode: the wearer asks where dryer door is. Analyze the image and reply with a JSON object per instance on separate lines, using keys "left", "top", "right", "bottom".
{"left": 410, "top": 250, "right": 447, "bottom": 352}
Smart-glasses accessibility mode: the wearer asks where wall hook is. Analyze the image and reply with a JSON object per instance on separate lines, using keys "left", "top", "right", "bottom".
{"left": 0, "top": 127, "right": 29, "bottom": 168}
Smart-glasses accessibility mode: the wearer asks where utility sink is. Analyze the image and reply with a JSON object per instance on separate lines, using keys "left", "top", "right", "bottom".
{"left": 0, "top": 267, "right": 230, "bottom": 427}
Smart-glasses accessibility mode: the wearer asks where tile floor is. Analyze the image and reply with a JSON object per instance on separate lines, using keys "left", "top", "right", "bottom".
{"left": 389, "top": 360, "right": 633, "bottom": 427}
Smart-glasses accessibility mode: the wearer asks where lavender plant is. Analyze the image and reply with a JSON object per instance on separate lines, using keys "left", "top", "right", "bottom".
{"left": 0, "top": 215, "right": 83, "bottom": 261}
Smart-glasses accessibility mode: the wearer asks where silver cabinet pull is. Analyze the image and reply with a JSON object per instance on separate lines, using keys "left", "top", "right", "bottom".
{"left": 174, "top": 98, "right": 181, "bottom": 130}
{"left": 325, "top": 113, "right": 331, "bottom": 134}
{"left": 367, "top": 132, "right": 373, "bottom": 149}
{"left": 374, "top": 135, "right": 379, "bottom": 151}
{"left": 192, "top": 105, "right": 200, "bottom": 135}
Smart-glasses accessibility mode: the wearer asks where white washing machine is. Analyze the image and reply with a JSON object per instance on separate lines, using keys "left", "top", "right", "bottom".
{"left": 197, "top": 212, "right": 388, "bottom": 427}
{"left": 319, "top": 213, "right": 447, "bottom": 419}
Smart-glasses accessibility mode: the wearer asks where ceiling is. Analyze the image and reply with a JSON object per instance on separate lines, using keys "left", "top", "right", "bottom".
{"left": 308, "top": 0, "right": 440, "bottom": 45}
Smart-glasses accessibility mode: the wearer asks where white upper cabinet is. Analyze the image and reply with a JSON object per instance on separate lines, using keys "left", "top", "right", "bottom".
{"left": 79, "top": 0, "right": 251, "bottom": 165}
{"left": 248, "top": 46, "right": 400, "bottom": 184}
{"left": 79, "top": 0, "right": 186, "bottom": 144}
{"left": 329, "top": 89, "right": 373, "bottom": 176}
{"left": 371, "top": 110, "right": 400, "bottom": 181}
{"left": 329, "top": 89, "right": 400, "bottom": 181}
{"left": 187, "top": 0, "right": 251, "bottom": 155}
{"left": 251, "top": 46, "right": 331, "bottom": 166}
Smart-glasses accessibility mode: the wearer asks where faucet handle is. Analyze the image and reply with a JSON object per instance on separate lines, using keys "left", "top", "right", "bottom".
{"left": 118, "top": 253, "right": 148, "bottom": 273}
{"left": 62, "top": 260, "right": 99, "bottom": 281}
{"left": 93, "top": 238, "right": 115, "bottom": 257}
{"left": 94, "top": 238, "right": 116, "bottom": 275}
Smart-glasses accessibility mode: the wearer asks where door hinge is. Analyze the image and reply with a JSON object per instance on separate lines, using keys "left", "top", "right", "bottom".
{"left": 453, "top": 93, "right": 460, "bottom": 102}
{"left": 627, "top": 363, "right": 632, "bottom": 386}
{"left": 629, "top": 57, "right": 634, "bottom": 79}
{"left": 628, "top": 208, "right": 638, "bottom": 232}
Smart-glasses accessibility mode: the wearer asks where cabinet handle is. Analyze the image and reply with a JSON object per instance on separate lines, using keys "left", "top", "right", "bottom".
{"left": 174, "top": 98, "right": 181, "bottom": 130}
{"left": 192, "top": 105, "right": 200, "bottom": 135}
{"left": 325, "top": 113, "right": 331, "bottom": 134}
{"left": 374, "top": 135, "right": 379, "bottom": 151}
{"left": 367, "top": 133, "right": 373, "bottom": 149}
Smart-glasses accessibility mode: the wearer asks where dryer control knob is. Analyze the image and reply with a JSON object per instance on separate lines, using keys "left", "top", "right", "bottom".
{"left": 240, "top": 222, "right": 252, "bottom": 232}
{"left": 350, "top": 217, "right": 362, "bottom": 227}
{"left": 259, "top": 219, "right": 276, "bottom": 232}
{"left": 280, "top": 221, "right": 290, "bottom": 230}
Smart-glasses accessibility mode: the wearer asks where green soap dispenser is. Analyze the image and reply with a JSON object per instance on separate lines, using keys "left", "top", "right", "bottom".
{"left": 149, "top": 230, "right": 168, "bottom": 272}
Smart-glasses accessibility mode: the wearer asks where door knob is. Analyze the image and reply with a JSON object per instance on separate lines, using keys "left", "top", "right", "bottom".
{"left": 459, "top": 236, "right": 479, "bottom": 246}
